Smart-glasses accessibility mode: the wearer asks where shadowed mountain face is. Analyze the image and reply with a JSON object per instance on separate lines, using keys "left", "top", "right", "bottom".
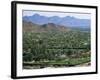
{"left": 23, "top": 13, "right": 90, "bottom": 28}
{"left": 23, "top": 21, "right": 70, "bottom": 32}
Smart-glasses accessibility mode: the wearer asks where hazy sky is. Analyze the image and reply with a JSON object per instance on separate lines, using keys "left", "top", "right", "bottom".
{"left": 23, "top": 10, "right": 91, "bottom": 19}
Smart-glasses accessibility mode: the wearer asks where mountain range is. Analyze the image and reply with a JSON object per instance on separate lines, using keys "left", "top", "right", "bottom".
{"left": 23, "top": 20, "right": 71, "bottom": 32}
{"left": 23, "top": 14, "right": 90, "bottom": 28}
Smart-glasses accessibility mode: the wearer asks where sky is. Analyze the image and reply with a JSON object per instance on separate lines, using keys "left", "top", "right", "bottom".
{"left": 23, "top": 10, "right": 91, "bottom": 19}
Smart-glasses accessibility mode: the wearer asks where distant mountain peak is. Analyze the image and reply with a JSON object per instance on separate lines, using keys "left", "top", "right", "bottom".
{"left": 32, "top": 13, "right": 40, "bottom": 17}
{"left": 23, "top": 13, "right": 90, "bottom": 28}
{"left": 63, "top": 16, "right": 75, "bottom": 19}
{"left": 47, "top": 23, "right": 56, "bottom": 26}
